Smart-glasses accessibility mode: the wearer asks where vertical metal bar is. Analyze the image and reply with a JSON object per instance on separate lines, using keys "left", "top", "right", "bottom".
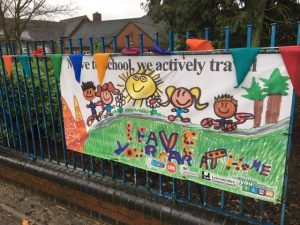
{"left": 18, "top": 41, "right": 36, "bottom": 157}
{"left": 172, "top": 178, "right": 177, "bottom": 201}
{"left": 78, "top": 38, "right": 83, "bottom": 54}
{"left": 185, "top": 31, "right": 191, "bottom": 50}
{"left": 89, "top": 37, "right": 94, "bottom": 55}
{"left": 280, "top": 27, "right": 299, "bottom": 225}
{"left": 297, "top": 21, "right": 300, "bottom": 45}
{"left": 187, "top": 181, "right": 191, "bottom": 201}
{"left": 0, "top": 43, "right": 11, "bottom": 146}
{"left": 0, "top": 122, "right": 4, "bottom": 146}
{"left": 88, "top": 37, "right": 95, "bottom": 173}
{"left": 185, "top": 31, "right": 191, "bottom": 39}
{"left": 112, "top": 36, "right": 117, "bottom": 53}
{"left": 11, "top": 43, "right": 30, "bottom": 153}
{"left": 100, "top": 159, "right": 104, "bottom": 177}
{"left": 111, "top": 161, "right": 115, "bottom": 180}
{"left": 146, "top": 171, "right": 150, "bottom": 189}
{"left": 159, "top": 174, "right": 163, "bottom": 196}
{"left": 49, "top": 40, "right": 68, "bottom": 166}
{"left": 68, "top": 38, "right": 73, "bottom": 54}
{"left": 50, "top": 40, "right": 55, "bottom": 53}
{"left": 125, "top": 35, "right": 130, "bottom": 48}
{"left": 270, "top": 23, "right": 277, "bottom": 47}
{"left": 220, "top": 191, "right": 225, "bottom": 210}
{"left": 3, "top": 43, "right": 22, "bottom": 151}
{"left": 26, "top": 41, "right": 43, "bottom": 158}
{"left": 169, "top": 31, "right": 174, "bottom": 51}
{"left": 134, "top": 167, "right": 137, "bottom": 186}
{"left": 225, "top": 26, "right": 230, "bottom": 53}
{"left": 122, "top": 164, "right": 126, "bottom": 184}
{"left": 78, "top": 38, "right": 85, "bottom": 172}
{"left": 154, "top": 32, "right": 159, "bottom": 45}
{"left": 0, "top": 43, "right": 16, "bottom": 148}
{"left": 41, "top": 40, "right": 59, "bottom": 163}
{"left": 204, "top": 28, "right": 209, "bottom": 40}
{"left": 67, "top": 38, "right": 77, "bottom": 168}
{"left": 202, "top": 185, "right": 207, "bottom": 205}
{"left": 139, "top": 33, "right": 144, "bottom": 53}
{"left": 32, "top": 41, "right": 50, "bottom": 160}
{"left": 100, "top": 36, "right": 106, "bottom": 53}
{"left": 90, "top": 156, "right": 95, "bottom": 175}
{"left": 246, "top": 24, "right": 253, "bottom": 48}
{"left": 259, "top": 200, "right": 264, "bottom": 221}
{"left": 239, "top": 195, "right": 244, "bottom": 215}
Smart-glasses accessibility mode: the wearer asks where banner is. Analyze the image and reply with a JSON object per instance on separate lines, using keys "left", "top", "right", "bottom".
{"left": 60, "top": 54, "right": 294, "bottom": 203}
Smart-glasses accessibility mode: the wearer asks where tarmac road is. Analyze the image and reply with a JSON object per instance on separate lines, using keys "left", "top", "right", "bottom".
{"left": 0, "top": 179, "right": 108, "bottom": 225}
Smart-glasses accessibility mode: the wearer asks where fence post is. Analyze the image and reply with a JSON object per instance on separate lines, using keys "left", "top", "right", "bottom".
{"left": 100, "top": 36, "right": 106, "bottom": 53}
{"left": 79, "top": 38, "right": 83, "bottom": 54}
{"left": 139, "top": 33, "right": 144, "bottom": 53}
{"left": 204, "top": 28, "right": 209, "bottom": 40}
{"left": 246, "top": 24, "right": 253, "bottom": 48}
{"left": 270, "top": 23, "right": 277, "bottom": 47}
{"left": 185, "top": 31, "right": 191, "bottom": 50}
{"left": 225, "top": 26, "right": 230, "bottom": 52}
{"left": 297, "top": 21, "right": 300, "bottom": 45}
{"left": 112, "top": 35, "right": 117, "bottom": 53}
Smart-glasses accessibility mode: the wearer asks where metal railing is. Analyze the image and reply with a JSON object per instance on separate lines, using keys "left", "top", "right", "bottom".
{"left": 0, "top": 22, "right": 300, "bottom": 225}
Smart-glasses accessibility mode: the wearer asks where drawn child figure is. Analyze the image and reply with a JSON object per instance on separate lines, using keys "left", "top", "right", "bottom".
{"left": 96, "top": 82, "right": 120, "bottom": 118}
{"left": 162, "top": 86, "right": 208, "bottom": 123}
{"left": 81, "top": 81, "right": 102, "bottom": 127}
{"left": 201, "top": 94, "right": 254, "bottom": 132}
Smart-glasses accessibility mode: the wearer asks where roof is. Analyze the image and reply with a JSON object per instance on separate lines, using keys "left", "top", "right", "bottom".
{"left": 21, "top": 20, "right": 64, "bottom": 41}
{"left": 71, "top": 15, "right": 167, "bottom": 48}
{"left": 0, "top": 15, "right": 167, "bottom": 45}
{"left": 71, "top": 18, "right": 137, "bottom": 47}
{"left": 59, "top": 15, "right": 90, "bottom": 37}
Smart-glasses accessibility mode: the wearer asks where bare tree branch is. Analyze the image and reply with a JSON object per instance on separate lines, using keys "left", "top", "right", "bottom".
{"left": 0, "top": 0, "right": 76, "bottom": 43}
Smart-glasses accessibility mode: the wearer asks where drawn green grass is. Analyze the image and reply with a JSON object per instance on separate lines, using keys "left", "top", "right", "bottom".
{"left": 84, "top": 116, "right": 288, "bottom": 203}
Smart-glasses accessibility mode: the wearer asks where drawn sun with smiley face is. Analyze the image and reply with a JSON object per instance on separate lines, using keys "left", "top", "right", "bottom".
{"left": 118, "top": 68, "right": 163, "bottom": 107}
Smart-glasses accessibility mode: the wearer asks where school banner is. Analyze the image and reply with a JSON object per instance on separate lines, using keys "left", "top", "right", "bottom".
{"left": 60, "top": 54, "right": 293, "bottom": 204}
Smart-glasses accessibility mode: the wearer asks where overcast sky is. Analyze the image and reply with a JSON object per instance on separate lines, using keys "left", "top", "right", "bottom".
{"left": 53, "top": 0, "right": 147, "bottom": 21}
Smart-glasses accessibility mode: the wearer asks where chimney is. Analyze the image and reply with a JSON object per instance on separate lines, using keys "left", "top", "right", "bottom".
{"left": 93, "top": 12, "right": 102, "bottom": 21}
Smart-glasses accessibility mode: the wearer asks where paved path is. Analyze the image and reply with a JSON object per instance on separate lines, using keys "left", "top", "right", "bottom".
{"left": 0, "top": 179, "right": 108, "bottom": 225}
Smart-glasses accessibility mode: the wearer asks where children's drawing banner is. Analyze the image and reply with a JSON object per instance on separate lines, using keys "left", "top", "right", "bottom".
{"left": 60, "top": 54, "right": 293, "bottom": 203}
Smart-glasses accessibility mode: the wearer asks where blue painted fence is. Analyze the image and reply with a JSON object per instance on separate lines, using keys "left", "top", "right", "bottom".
{"left": 0, "top": 22, "right": 299, "bottom": 225}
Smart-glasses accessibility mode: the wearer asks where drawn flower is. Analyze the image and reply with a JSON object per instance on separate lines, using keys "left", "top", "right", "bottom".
{"left": 115, "top": 93, "right": 126, "bottom": 112}
{"left": 146, "top": 95, "right": 162, "bottom": 108}
{"left": 146, "top": 96, "right": 162, "bottom": 115}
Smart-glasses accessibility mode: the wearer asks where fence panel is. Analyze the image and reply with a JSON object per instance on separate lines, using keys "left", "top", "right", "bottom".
{"left": 0, "top": 22, "right": 299, "bottom": 225}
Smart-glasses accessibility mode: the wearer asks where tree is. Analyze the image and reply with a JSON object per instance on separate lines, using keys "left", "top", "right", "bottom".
{"left": 242, "top": 77, "right": 266, "bottom": 128}
{"left": 0, "top": 0, "right": 74, "bottom": 43}
{"left": 142, "top": 0, "right": 300, "bottom": 47}
{"left": 260, "top": 68, "right": 289, "bottom": 124}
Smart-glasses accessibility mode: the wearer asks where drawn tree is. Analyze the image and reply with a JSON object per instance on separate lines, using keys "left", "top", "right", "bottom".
{"left": 260, "top": 68, "right": 289, "bottom": 124}
{"left": 242, "top": 77, "right": 266, "bottom": 128}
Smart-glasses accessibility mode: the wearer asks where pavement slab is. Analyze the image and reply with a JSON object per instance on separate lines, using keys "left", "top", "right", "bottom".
{"left": 0, "top": 179, "right": 108, "bottom": 225}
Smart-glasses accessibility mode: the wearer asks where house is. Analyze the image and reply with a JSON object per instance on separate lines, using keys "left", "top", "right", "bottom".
{"left": 70, "top": 12, "right": 168, "bottom": 53}
{"left": 0, "top": 12, "right": 167, "bottom": 54}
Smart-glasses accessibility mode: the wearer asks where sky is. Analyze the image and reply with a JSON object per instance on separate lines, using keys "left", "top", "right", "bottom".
{"left": 53, "top": 0, "right": 147, "bottom": 21}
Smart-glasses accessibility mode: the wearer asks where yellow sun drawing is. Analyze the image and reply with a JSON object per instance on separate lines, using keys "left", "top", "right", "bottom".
{"left": 118, "top": 68, "right": 163, "bottom": 107}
